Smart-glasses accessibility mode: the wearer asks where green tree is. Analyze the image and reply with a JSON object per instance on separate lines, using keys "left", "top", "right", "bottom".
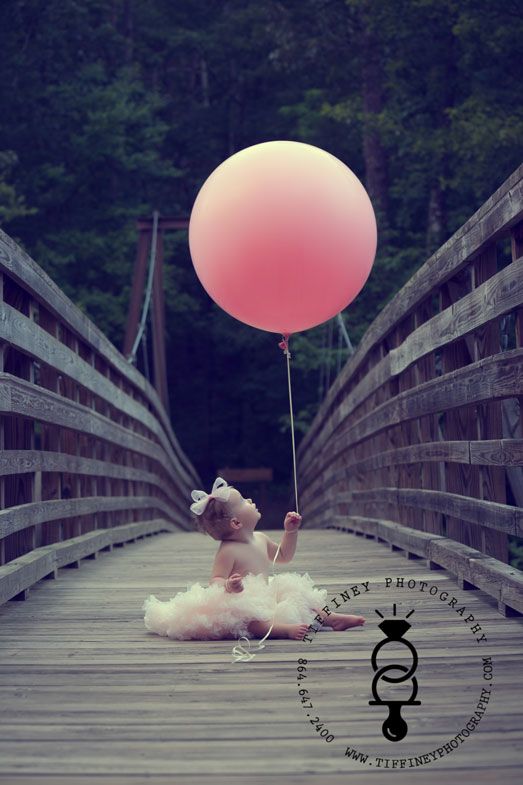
{"left": 0, "top": 0, "right": 521, "bottom": 490}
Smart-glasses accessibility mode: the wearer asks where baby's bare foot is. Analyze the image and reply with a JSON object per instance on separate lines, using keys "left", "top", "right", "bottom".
{"left": 248, "top": 620, "right": 311, "bottom": 640}
{"left": 328, "top": 613, "right": 366, "bottom": 630}
{"left": 287, "top": 622, "right": 311, "bottom": 640}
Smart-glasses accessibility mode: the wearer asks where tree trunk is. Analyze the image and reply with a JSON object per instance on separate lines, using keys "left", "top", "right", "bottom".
{"left": 200, "top": 55, "right": 210, "bottom": 107}
{"left": 426, "top": 183, "right": 445, "bottom": 256}
{"left": 228, "top": 57, "right": 241, "bottom": 156}
{"left": 359, "top": 0, "right": 390, "bottom": 232}
{"left": 122, "top": 0, "right": 133, "bottom": 65}
{"left": 425, "top": 15, "right": 458, "bottom": 254}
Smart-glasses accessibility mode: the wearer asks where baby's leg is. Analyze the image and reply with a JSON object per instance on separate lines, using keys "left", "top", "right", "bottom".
{"left": 247, "top": 618, "right": 310, "bottom": 641}
{"left": 312, "top": 606, "right": 365, "bottom": 630}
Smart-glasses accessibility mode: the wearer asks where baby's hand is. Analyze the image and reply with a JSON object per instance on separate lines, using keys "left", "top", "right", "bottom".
{"left": 225, "top": 573, "right": 244, "bottom": 593}
{"left": 284, "top": 511, "right": 302, "bottom": 532}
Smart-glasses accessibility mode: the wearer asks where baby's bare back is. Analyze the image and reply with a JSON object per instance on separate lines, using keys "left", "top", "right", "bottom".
{"left": 225, "top": 533, "right": 271, "bottom": 580}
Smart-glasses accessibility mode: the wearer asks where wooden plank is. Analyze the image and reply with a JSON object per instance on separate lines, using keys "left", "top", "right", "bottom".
{"left": 328, "top": 516, "right": 523, "bottom": 613}
{"left": 300, "top": 439, "right": 523, "bottom": 512}
{"left": 301, "top": 433, "right": 523, "bottom": 517}
{"left": 0, "top": 548, "right": 56, "bottom": 604}
{"left": 301, "top": 347, "right": 523, "bottom": 486}
{"left": 0, "top": 529, "right": 522, "bottom": 780}
{"left": 392, "top": 254, "right": 523, "bottom": 377}
{"left": 0, "top": 520, "right": 175, "bottom": 604}
{"left": 0, "top": 773, "right": 522, "bottom": 785}
{"left": 298, "top": 165, "right": 523, "bottom": 462}
{"left": 0, "top": 773, "right": 521, "bottom": 785}
{"left": 0, "top": 229, "right": 198, "bottom": 490}
{"left": 0, "top": 494, "right": 186, "bottom": 540}
{"left": 0, "top": 449, "right": 179, "bottom": 496}
{"left": 217, "top": 468, "right": 274, "bottom": 482}
{"left": 136, "top": 216, "right": 189, "bottom": 231}
{"left": 326, "top": 487, "right": 522, "bottom": 537}
{"left": 302, "top": 255, "right": 523, "bottom": 484}
{"left": 296, "top": 173, "right": 523, "bottom": 579}
{"left": 0, "top": 375, "right": 189, "bottom": 523}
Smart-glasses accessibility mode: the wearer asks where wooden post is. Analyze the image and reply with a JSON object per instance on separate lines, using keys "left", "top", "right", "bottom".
{"left": 37, "top": 306, "right": 62, "bottom": 546}
{"left": 0, "top": 271, "right": 4, "bottom": 567}
{"left": 387, "top": 329, "right": 402, "bottom": 527}
{"left": 440, "top": 266, "right": 483, "bottom": 552}
{"left": 60, "top": 326, "right": 81, "bottom": 539}
{"left": 397, "top": 313, "right": 418, "bottom": 529}
{"left": 414, "top": 296, "right": 442, "bottom": 534}
{"left": 471, "top": 246, "right": 507, "bottom": 562}
{"left": 2, "top": 274, "right": 35, "bottom": 563}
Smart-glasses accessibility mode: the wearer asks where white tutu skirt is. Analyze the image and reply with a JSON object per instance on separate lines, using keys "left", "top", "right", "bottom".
{"left": 142, "top": 571, "right": 328, "bottom": 641}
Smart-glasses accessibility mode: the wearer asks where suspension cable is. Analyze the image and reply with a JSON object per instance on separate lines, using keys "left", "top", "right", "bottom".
{"left": 127, "top": 210, "right": 159, "bottom": 365}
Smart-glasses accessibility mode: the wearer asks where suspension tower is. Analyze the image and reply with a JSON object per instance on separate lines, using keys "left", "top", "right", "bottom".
{"left": 123, "top": 214, "right": 189, "bottom": 419}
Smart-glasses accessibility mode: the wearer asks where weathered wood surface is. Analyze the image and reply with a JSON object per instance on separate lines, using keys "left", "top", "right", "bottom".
{"left": 0, "top": 229, "right": 191, "bottom": 475}
{"left": 298, "top": 164, "right": 523, "bottom": 458}
{"left": 306, "top": 485, "right": 523, "bottom": 537}
{"left": 324, "top": 519, "right": 523, "bottom": 615}
{"left": 295, "top": 165, "right": 523, "bottom": 568}
{"left": 0, "top": 528, "right": 522, "bottom": 784}
{"left": 0, "top": 519, "right": 179, "bottom": 604}
{"left": 0, "top": 228, "right": 201, "bottom": 572}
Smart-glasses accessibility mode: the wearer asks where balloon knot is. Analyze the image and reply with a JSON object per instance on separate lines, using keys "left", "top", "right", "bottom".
{"left": 278, "top": 334, "right": 291, "bottom": 358}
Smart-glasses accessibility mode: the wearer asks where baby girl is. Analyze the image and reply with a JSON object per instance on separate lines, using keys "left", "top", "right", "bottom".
{"left": 142, "top": 476, "right": 365, "bottom": 642}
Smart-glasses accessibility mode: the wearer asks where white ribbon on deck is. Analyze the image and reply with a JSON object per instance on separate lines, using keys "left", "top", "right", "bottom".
{"left": 230, "top": 541, "right": 282, "bottom": 663}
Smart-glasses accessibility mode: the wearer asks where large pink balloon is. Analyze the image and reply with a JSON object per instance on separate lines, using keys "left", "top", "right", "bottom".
{"left": 188, "top": 140, "right": 377, "bottom": 335}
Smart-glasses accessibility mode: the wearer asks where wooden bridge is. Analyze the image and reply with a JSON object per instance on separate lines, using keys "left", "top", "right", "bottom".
{"left": 1, "top": 165, "right": 523, "bottom": 783}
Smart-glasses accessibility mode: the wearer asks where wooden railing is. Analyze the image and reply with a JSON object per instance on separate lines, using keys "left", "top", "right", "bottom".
{"left": 297, "top": 164, "right": 523, "bottom": 616}
{"left": 0, "top": 229, "right": 202, "bottom": 604}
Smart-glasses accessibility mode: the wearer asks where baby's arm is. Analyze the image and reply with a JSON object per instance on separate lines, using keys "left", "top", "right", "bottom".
{"left": 258, "top": 532, "right": 289, "bottom": 564}
{"left": 209, "top": 545, "right": 236, "bottom": 589}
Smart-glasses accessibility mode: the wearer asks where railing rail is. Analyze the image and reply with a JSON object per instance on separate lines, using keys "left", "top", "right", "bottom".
{"left": 0, "top": 228, "right": 201, "bottom": 602}
{"left": 297, "top": 164, "right": 523, "bottom": 616}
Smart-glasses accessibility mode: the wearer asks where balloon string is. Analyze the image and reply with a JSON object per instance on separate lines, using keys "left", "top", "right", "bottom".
{"left": 279, "top": 333, "right": 299, "bottom": 515}
{"left": 231, "top": 333, "right": 299, "bottom": 663}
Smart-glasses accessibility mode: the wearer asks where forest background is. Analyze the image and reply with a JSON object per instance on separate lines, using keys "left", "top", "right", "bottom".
{"left": 1, "top": 0, "right": 522, "bottom": 558}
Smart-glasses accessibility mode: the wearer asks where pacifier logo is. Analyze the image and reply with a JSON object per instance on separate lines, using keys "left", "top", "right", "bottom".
{"left": 369, "top": 604, "right": 420, "bottom": 742}
{"left": 293, "top": 576, "right": 495, "bottom": 770}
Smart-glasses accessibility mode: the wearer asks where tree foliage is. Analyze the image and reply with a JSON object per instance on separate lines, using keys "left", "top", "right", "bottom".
{"left": 0, "top": 0, "right": 521, "bottom": 512}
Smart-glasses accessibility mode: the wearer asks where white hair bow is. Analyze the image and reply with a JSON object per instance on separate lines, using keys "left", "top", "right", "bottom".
{"left": 190, "top": 476, "right": 232, "bottom": 516}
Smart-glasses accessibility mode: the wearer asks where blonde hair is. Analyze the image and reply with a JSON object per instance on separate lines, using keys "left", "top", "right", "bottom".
{"left": 192, "top": 495, "right": 235, "bottom": 541}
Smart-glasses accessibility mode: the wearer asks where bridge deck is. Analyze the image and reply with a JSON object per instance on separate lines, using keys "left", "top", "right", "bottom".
{"left": 0, "top": 528, "right": 522, "bottom": 785}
